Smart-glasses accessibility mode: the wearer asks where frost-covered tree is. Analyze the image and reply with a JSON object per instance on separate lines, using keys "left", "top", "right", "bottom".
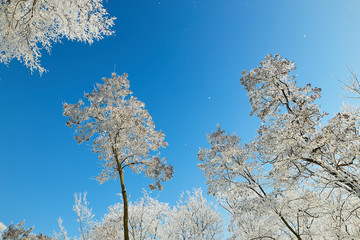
{"left": 1, "top": 221, "right": 52, "bottom": 240}
{"left": 199, "top": 126, "right": 360, "bottom": 239}
{"left": 91, "top": 188, "right": 222, "bottom": 240}
{"left": 238, "top": 54, "right": 360, "bottom": 198}
{"left": 54, "top": 218, "right": 70, "bottom": 240}
{"left": 198, "top": 127, "right": 322, "bottom": 239}
{"left": 73, "top": 192, "right": 95, "bottom": 240}
{"left": 91, "top": 192, "right": 169, "bottom": 240}
{"left": 160, "top": 188, "right": 223, "bottom": 240}
{"left": 54, "top": 192, "right": 95, "bottom": 240}
{"left": 0, "top": 0, "right": 115, "bottom": 74}
{"left": 198, "top": 54, "right": 360, "bottom": 239}
{"left": 63, "top": 73, "right": 173, "bottom": 240}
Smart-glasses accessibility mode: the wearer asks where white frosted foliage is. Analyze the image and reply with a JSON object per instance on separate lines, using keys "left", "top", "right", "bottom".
{"left": 0, "top": 0, "right": 115, "bottom": 74}
{"left": 160, "top": 188, "right": 223, "bottom": 240}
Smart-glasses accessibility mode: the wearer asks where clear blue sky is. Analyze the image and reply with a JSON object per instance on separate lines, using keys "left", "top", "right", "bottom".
{"left": 1, "top": 0, "right": 360, "bottom": 237}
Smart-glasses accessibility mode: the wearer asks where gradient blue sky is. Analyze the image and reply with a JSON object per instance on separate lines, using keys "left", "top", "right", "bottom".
{"left": 1, "top": 0, "right": 360, "bottom": 236}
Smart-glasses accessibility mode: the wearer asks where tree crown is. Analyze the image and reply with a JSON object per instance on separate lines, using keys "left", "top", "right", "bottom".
{"left": 63, "top": 73, "right": 173, "bottom": 190}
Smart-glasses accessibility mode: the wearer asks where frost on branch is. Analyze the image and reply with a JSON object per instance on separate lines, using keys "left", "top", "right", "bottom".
{"left": 0, "top": 0, "right": 115, "bottom": 74}
{"left": 63, "top": 72, "right": 173, "bottom": 189}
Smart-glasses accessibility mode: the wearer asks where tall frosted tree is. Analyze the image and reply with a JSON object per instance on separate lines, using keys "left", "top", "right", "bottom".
{"left": 63, "top": 73, "right": 173, "bottom": 240}
{"left": 0, "top": 0, "right": 115, "bottom": 74}
{"left": 199, "top": 55, "right": 360, "bottom": 239}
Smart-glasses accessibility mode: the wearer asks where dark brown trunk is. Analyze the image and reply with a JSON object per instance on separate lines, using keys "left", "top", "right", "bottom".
{"left": 119, "top": 168, "right": 129, "bottom": 240}
{"left": 112, "top": 145, "right": 130, "bottom": 240}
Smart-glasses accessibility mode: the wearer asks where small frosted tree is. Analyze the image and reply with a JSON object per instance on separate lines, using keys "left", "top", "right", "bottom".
{"left": 0, "top": 0, "right": 115, "bottom": 74}
{"left": 1, "top": 221, "right": 52, "bottom": 240}
{"left": 91, "top": 191, "right": 169, "bottom": 240}
{"left": 63, "top": 73, "right": 173, "bottom": 240}
{"left": 73, "top": 192, "right": 94, "bottom": 240}
{"left": 54, "top": 192, "right": 95, "bottom": 240}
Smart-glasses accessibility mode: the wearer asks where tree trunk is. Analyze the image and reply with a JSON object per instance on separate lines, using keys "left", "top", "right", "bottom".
{"left": 119, "top": 168, "right": 129, "bottom": 240}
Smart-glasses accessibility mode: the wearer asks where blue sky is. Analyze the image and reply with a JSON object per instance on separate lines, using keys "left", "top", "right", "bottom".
{"left": 1, "top": 0, "right": 360, "bottom": 236}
